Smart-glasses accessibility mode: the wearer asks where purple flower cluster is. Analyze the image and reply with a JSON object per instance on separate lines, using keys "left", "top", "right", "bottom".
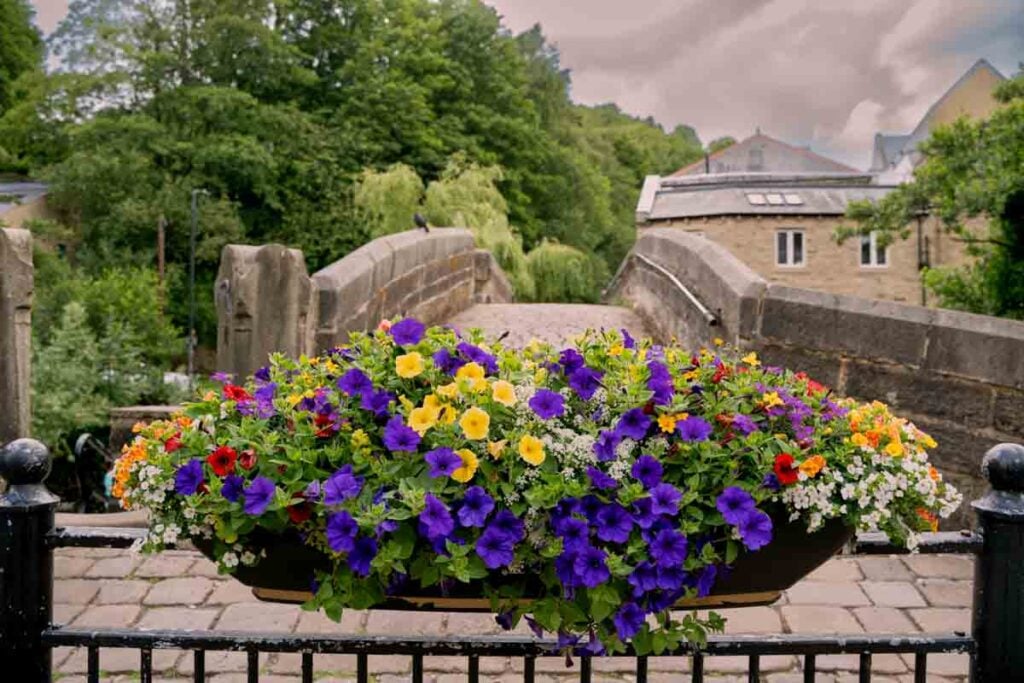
{"left": 390, "top": 318, "right": 425, "bottom": 346}
{"left": 326, "top": 510, "right": 378, "bottom": 576}
{"left": 715, "top": 487, "right": 773, "bottom": 550}
{"left": 324, "top": 465, "right": 363, "bottom": 504}
{"left": 553, "top": 348, "right": 604, "bottom": 400}
{"left": 647, "top": 361, "right": 674, "bottom": 405}
{"left": 529, "top": 389, "right": 565, "bottom": 420}
{"left": 474, "top": 510, "right": 524, "bottom": 569}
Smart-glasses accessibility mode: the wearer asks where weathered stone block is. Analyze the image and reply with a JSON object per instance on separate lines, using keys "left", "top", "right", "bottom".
{"left": 925, "top": 308, "right": 1024, "bottom": 388}
{"left": 0, "top": 227, "right": 32, "bottom": 443}
{"left": 992, "top": 389, "right": 1024, "bottom": 438}
{"left": 753, "top": 344, "right": 843, "bottom": 390}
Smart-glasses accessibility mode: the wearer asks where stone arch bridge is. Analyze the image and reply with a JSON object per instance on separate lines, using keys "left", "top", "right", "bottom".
{"left": 216, "top": 227, "right": 1024, "bottom": 524}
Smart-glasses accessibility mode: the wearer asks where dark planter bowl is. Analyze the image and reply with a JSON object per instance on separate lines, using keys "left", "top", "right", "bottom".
{"left": 195, "top": 512, "right": 852, "bottom": 611}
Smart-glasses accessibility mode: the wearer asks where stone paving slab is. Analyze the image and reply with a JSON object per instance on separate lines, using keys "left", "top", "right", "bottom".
{"left": 447, "top": 303, "right": 652, "bottom": 347}
{"left": 49, "top": 548, "right": 972, "bottom": 682}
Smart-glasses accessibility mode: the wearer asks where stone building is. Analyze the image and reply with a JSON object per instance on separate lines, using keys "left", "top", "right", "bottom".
{"left": 635, "top": 60, "right": 1005, "bottom": 305}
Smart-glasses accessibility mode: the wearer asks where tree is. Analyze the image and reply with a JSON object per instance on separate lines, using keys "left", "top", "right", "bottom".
{"left": 842, "top": 70, "right": 1024, "bottom": 319}
{"left": 707, "top": 136, "right": 737, "bottom": 154}
{"left": 0, "top": 0, "right": 42, "bottom": 115}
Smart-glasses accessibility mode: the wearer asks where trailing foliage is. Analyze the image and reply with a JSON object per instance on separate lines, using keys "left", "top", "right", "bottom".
{"left": 841, "top": 69, "right": 1024, "bottom": 319}
{"left": 526, "top": 242, "right": 610, "bottom": 304}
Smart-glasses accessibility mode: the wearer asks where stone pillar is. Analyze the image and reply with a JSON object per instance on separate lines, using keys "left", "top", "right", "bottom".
{"left": 215, "top": 244, "right": 313, "bottom": 380}
{"left": 0, "top": 228, "right": 32, "bottom": 444}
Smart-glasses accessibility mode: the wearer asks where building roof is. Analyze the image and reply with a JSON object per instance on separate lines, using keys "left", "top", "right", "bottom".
{"left": 672, "top": 132, "right": 859, "bottom": 177}
{"left": 869, "top": 59, "right": 1006, "bottom": 174}
{"left": 637, "top": 172, "right": 893, "bottom": 222}
{"left": 0, "top": 181, "right": 48, "bottom": 217}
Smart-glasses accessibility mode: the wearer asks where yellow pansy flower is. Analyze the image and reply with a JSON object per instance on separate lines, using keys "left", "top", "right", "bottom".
{"left": 452, "top": 449, "right": 479, "bottom": 483}
{"left": 487, "top": 440, "right": 507, "bottom": 458}
{"left": 657, "top": 414, "right": 678, "bottom": 433}
{"left": 460, "top": 407, "right": 490, "bottom": 440}
{"left": 519, "top": 435, "right": 545, "bottom": 466}
{"left": 742, "top": 352, "right": 760, "bottom": 367}
{"left": 396, "top": 352, "right": 424, "bottom": 378}
{"left": 408, "top": 407, "right": 438, "bottom": 435}
{"left": 492, "top": 380, "right": 517, "bottom": 407}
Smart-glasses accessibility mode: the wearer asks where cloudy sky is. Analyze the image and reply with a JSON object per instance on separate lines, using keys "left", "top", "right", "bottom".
{"left": 30, "top": 0, "right": 1023, "bottom": 169}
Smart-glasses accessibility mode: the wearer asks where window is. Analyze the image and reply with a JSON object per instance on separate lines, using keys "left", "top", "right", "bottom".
{"left": 746, "top": 193, "right": 767, "bottom": 205}
{"left": 860, "top": 232, "right": 887, "bottom": 267}
{"left": 783, "top": 193, "right": 803, "bottom": 205}
{"left": 776, "top": 230, "right": 804, "bottom": 266}
{"left": 766, "top": 193, "right": 785, "bottom": 205}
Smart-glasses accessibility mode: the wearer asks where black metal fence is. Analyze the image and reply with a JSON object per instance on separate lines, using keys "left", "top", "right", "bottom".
{"left": 3, "top": 438, "right": 1024, "bottom": 682}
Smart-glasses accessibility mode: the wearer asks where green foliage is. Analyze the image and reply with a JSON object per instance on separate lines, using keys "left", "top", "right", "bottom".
{"left": 525, "top": 241, "right": 610, "bottom": 303}
{"left": 840, "top": 69, "right": 1024, "bottom": 319}
{"left": 0, "top": 0, "right": 42, "bottom": 115}
{"left": 354, "top": 164, "right": 425, "bottom": 238}
{"left": 707, "top": 136, "right": 737, "bottom": 154}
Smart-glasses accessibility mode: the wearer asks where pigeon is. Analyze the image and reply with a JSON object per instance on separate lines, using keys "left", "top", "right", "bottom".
{"left": 413, "top": 213, "right": 429, "bottom": 232}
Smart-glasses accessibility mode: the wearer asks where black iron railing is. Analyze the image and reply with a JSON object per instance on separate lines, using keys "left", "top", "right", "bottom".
{"left": 3, "top": 438, "right": 1024, "bottom": 682}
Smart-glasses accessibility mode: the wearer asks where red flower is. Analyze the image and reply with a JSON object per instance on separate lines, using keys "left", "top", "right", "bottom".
{"left": 207, "top": 446, "right": 237, "bottom": 476}
{"left": 806, "top": 379, "right": 827, "bottom": 396}
{"left": 287, "top": 503, "right": 312, "bottom": 524}
{"left": 164, "top": 435, "right": 183, "bottom": 453}
{"left": 239, "top": 449, "right": 257, "bottom": 470}
{"left": 774, "top": 453, "right": 799, "bottom": 486}
{"left": 641, "top": 400, "right": 656, "bottom": 415}
{"left": 314, "top": 413, "right": 337, "bottom": 438}
{"left": 222, "top": 384, "right": 251, "bottom": 402}
{"left": 711, "top": 365, "right": 730, "bottom": 384}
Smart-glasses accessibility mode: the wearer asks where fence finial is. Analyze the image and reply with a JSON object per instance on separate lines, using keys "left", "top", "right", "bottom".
{"left": 0, "top": 437, "right": 57, "bottom": 507}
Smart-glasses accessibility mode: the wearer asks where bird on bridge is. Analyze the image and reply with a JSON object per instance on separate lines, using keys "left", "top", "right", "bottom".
{"left": 413, "top": 213, "right": 430, "bottom": 232}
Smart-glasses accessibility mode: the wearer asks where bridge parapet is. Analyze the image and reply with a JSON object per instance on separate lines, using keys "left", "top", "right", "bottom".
{"left": 610, "top": 227, "right": 1024, "bottom": 523}
{"left": 216, "top": 228, "right": 512, "bottom": 379}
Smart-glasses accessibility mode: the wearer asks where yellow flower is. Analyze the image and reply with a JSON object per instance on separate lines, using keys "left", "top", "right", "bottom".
{"left": 452, "top": 449, "right": 479, "bottom": 483}
{"left": 742, "top": 352, "right": 760, "bottom": 367}
{"left": 408, "top": 407, "right": 438, "bottom": 435}
{"left": 324, "top": 359, "right": 339, "bottom": 374}
{"left": 762, "top": 391, "right": 783, "bottom": 408}
{"left": 471, "top": 377, "right": 489, "bottom": 393}
{"left": 487, "top": 440, "right": 507, "bottom": 458}
{"left": 132, "top": 421, "right": 146, "bottom": 434}
{"left": 850, "top": 432, "right": 869, "bottom": 447}
{"left": 609, "top": 344, "right": 624, "bottom": 357}
{"left": 456, "top": 362, "right": 485, "bottom": 382}
{"left": 460, "top": 407, "right": 490, "bottom": 440}
{"left": 884, "top": 440, "right": 905, "bottom": 457}
{"left": 683, "top": 369, "right": 700, "bottom": 381}
{"left": 713, "top": 337, "right": 724, "bottom": 346}
{"left": 423, "top": 394, "right": 442, "bottom": 412}
{"left": 440, "top": 405, "right": 458, "bottom": 425}
{"left": 920, "top": 433, "right": 937, "bottom": 449}
{"left": 437, "top": 383, "right": 459, "bottom": 399}
{"left": 492, "top": 380, "right": 517, "bottom": 406}
{"left": 287, "top": 393, "right": 302, "bottom": 406}
{"left": 396, "top": 352, "right": 424, "bottom": 378}
{"left": 398, "top": 395, "right": 415, "bottom": 412}
{"left": 351, "top": 429, "right": 370, "bottom": 448}
{"left": 657, "top": 414, "right": 678, "bottom": 433}
{"left": 519, "top": 435, "right": 545, "bottom": 466}
{"left": 798, "top": 455, "right": 825, "bottom": 477}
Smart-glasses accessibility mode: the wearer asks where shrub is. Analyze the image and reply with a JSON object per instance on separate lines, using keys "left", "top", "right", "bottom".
{"left": 525, "top": 241, "right": 610, "bottom": 303}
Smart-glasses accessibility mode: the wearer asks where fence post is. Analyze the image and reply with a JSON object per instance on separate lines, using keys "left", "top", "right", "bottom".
{"left": 0, "top": 438, "right": 58, "bottom": 681}
{"left": 971, "top": 442, "right": 1024, "bottom": 682}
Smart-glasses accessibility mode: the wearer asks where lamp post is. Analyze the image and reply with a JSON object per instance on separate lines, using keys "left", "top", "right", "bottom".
{"left": 188, "top": 189, "right": 209, "bottom": 391}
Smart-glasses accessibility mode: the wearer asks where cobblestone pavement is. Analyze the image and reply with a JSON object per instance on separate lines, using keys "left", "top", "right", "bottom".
{"left": 447, "top": 304, "right": 650, "bottom": 347}
{"left": 51, "top": 547, "right": 973, "bottom": 682}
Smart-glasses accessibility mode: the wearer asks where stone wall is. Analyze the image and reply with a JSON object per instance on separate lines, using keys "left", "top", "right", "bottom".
{"left": 0, "top": 228, "right": 32, "bottom": 443}
{"left": 216, "top": 228, "right": 512, "bottom": 378}
{"left": 609, "top": 227, "right": 1024, "bottom": 525}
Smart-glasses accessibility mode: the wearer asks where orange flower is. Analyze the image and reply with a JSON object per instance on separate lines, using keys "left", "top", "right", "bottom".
{"left": 916, "top": 507, "right": 939, "bottom": 532}
{"left": 798, "top": 455, "right": 826, "bottom": 478}
{"left": 929, "top": 466, "right": 941, "bottom": 482}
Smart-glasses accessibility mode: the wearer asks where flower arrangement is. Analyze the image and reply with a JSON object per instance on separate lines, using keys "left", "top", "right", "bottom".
{"left": 114, "top": 320, "right": 960, "bottom": 653}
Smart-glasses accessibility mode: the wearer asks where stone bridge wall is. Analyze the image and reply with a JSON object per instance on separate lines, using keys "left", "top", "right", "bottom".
{"left": 0, "top": 228, "right": 32, "bottom": 443}
{"left": 216, "top": 228, "right": 512, "bottom": 378}
{"left": 609, "top": 228, "right": 1024, "bottom": 522}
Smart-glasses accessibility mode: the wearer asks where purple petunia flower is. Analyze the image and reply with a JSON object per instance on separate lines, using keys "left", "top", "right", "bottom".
{"left": 616, "top": 408, "right": 652, "bottom": 440}
{"left": 677, "top": 415, "right": 713, "bottom": 442}
{"left": 432, "top": 347, "right": 465, "bottom": 374}
{"left": 337, "top": 368, "right": 373, "bottom": 396}
{"left": 419, "top": 493, "right": 454, "bottom": 539}
{"left": 174, "top": 460, "right": 204, "bottom": 495}
{"left": 210, "top": 371, "right": 232, "bottom": 383}
{"left": 383, "top": 416, "right": 421, "bottom": 452}
{"left": 348, "top": 536, "right": 378, "bottom": 576}
{"left": 716, "top": 486, "right": 756, "bottom": 525}
{"left": 556, "top": 517, "right": 589, "bottom": 550}
{"left": 631, "top": 455, "right": 663, "bottom": 489}
{"left": 628, "top": 561, "right": 659, "bottom": 597}
{"left": 221, "top": 474, "right": 244, "bottom": 502}
{"left": 732, "top": 413, "right": 759, "bottom": 436}
{"left": 613, "top": 602, "right": 645, "bottom": 641}
{"left": 594, "top": 503, "right": 634, "bottom": 543}
{"left": 593, "top": 430, "right": 621, "bottom": 462}
{"left": 529, "top": 389, "right": 565, "bottom": 420}
{"left": 697, "top": 564, "right": 718, "bottom": 597}
{"left": 555, "top": 550, "right": 580, "bottom": 592}
{"left": 761, "top": 473, "right": 781, "bottom": 492}
{"left": 390, "top": 318, "right": 425, "bottom": 346}
{"left": 457, "top": 486, "right": 495, "bottom": 527}
{"left": 243, "top": 476, "right": 276, "bottom": 515}
{"left": 632, "top": 497, "right": 659, "bottom": 529}
{"left": 475, "top": 527, "right": 516, "bottom": 569}
{"left": 573, "top": 546, "right": 610, "bottom": 588}
{"left": 495, "top": 611, "right": 514, "bottom": 630}
{"left": 621, "top": 329, "right": 636, "bottom": 350}
{"left": 360, "top": 389, "right": 394, "bottom": 417}
{"left": 738, "top": 510, "right": 773, "bottom": 550}
{"left": 558, "top": 348, "right": 585, "bottom": 374}
{"left": 304, "top": 480, "right": 322, "bottom": 501}
{"left": 647, "top": 361, "right": 674, "bottom": 406}
{"left": 425, "top": 447, "right": 462, "bottom": 478}
{"left": 326, "top": 510, "right": 359, "bottom": 552}
{"left": 253, "top": 382, "right": 277, "bottom": 419}
{"left": 649, "top": 483, "right": 682, "bottom": 516}
{"left": 586, "top": 466, "right": 618, "bottom": 491}
{"left": 323, "top": 465, "right": 363, "bottom": 505}
{"left": 656, "top": 565, "right": 687, "bottom": 591}
{"left": 651, "top": 529, "right": 688, "bottom": 568}
{"left": 456, "top": 342, "right": 498, "bottom": 374}
{"left": 568, "top": 367, "right": 603, "bottom": 400}
{"left": 489, "top": 509, "right": 525, "bottom": 542}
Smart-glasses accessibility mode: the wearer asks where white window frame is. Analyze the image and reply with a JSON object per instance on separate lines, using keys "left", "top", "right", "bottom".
{"left": 860, "top": 232, "right": 888, "bottom": 268}
{"left": 775, "top": 229, "right": 805, "bottom": 268}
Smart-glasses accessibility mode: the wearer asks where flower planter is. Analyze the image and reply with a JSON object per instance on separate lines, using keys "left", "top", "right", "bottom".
{"left": 195, "top": 511, "right": 853, "bottom": 611}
